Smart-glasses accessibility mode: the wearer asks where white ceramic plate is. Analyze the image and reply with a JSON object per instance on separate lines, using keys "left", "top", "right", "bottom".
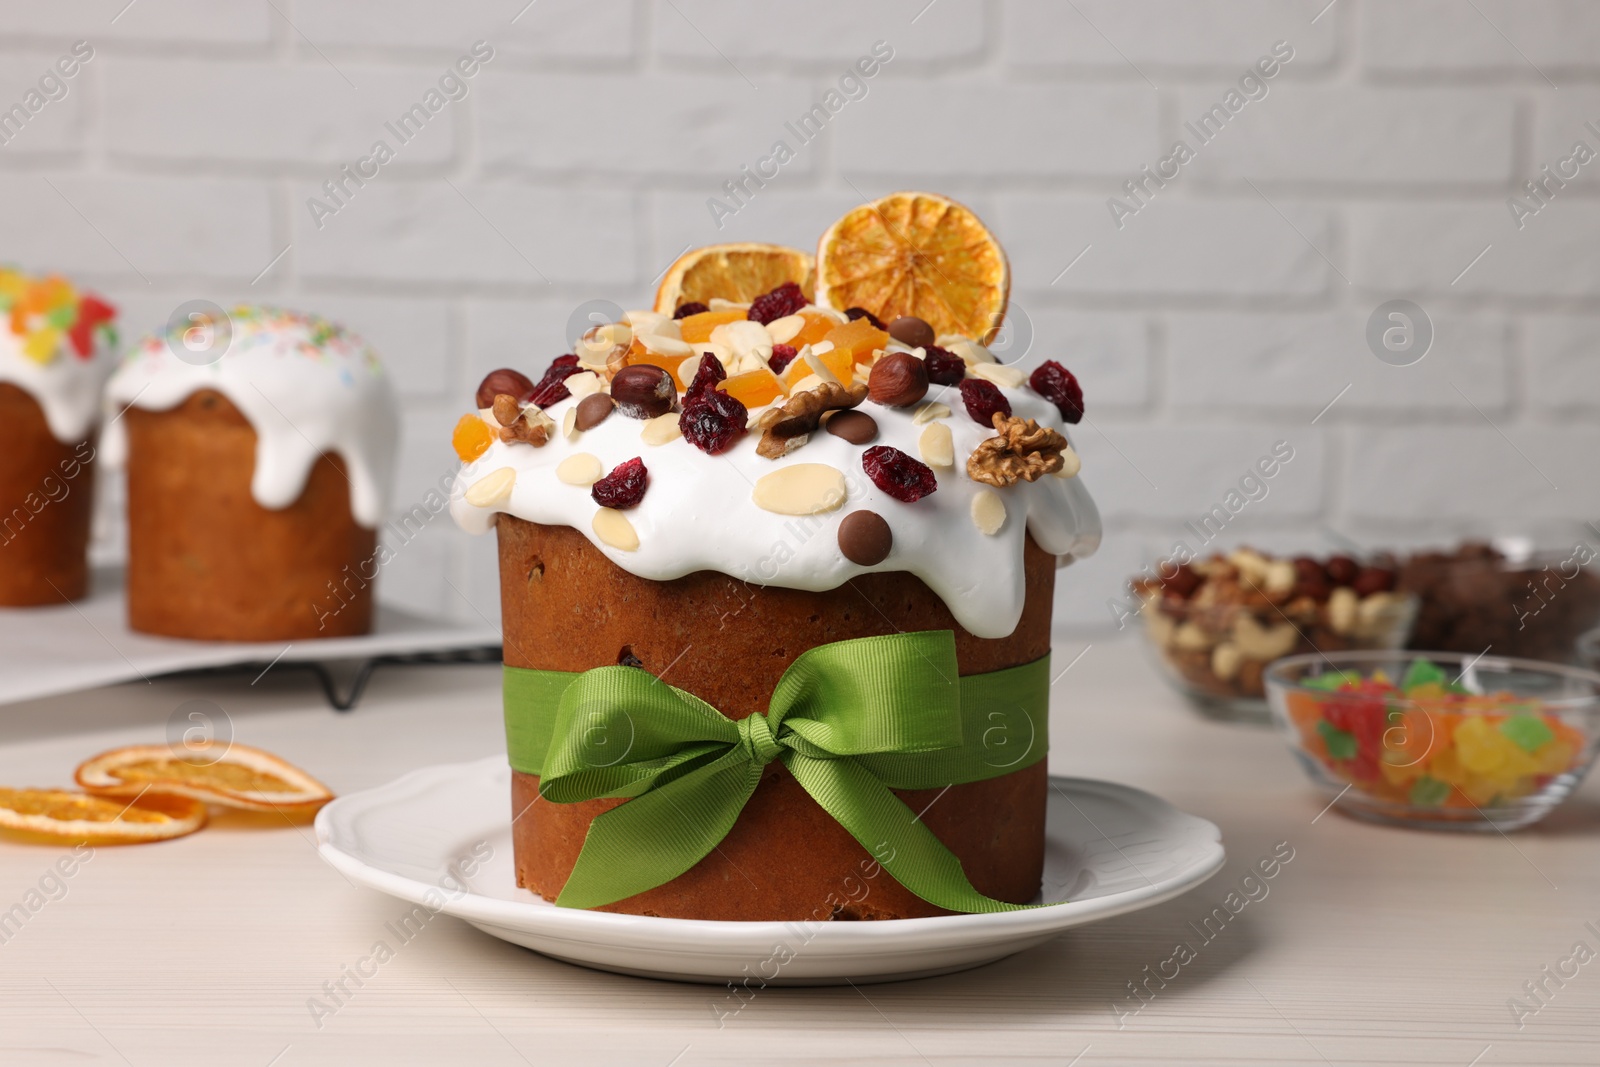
{"left": 316, "top": 756, "right": 1225, "bottom": 985}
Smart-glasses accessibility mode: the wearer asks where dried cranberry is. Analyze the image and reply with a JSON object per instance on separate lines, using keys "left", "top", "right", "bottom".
{"left": 768, "top": 344, "right": 799, "bottom": 374}
{"left": 862, "top": 445, "right": 938, "bottom": 503}
{"left": 1352, "top": 566, "right": 1396, "bottom": 596}
{"left": 922, "top": 346, "right": 966, "bottom": 386}
{"left": 591, "top": 457, "right": 649, "bottom": 509}
{"left": 673, "top": 301, "right": 710, "bottom": 319}
{"left": 1029, "top": 360, "right": 1084, "bottom": 424}
{"left": 844, "top": 307, "right": 885, "bottom": 329}
{"left": 747, "top": 282, "right": 807, "bottom": 325}
{"left": 685, "top": 352, "right": 727, "bottom": 399}
{"left": 679, "top": 389, "right": 748, "bottom": 454}
{"left": 959, "top": 378, "right": 1012, "bottom": 427}
{"left": 1326, "top": 555, "right": 1360, "bottom": 586}
{"left": 528, "top": 354, "right": 583, "bottom": 408}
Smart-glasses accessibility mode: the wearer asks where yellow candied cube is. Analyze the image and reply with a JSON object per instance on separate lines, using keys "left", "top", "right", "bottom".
{"left": 1454, "top": 717, "right": 1508, "bottom": 774}
{"left": 1461, "top": 775, "right": 1504, "bottom": 805}
{"left": 1428, "top": 747, "right": 1469, "bottom": 787}
{"left": 1536, "top": 740, "right": 1577, "bottom": 776}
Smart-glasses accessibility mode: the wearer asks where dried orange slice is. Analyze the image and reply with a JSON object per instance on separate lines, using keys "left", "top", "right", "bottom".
{"left": 815, "top": 191, "right": 1009, "bottom": 344}
{"left": 0, "top": 787, "right": 206, "bottom": 845}
{"left": 654, "top": 243, "right": 815, "bottom": 315}
{"left": 75, "top": 743, "right": 334, "bottom": 815}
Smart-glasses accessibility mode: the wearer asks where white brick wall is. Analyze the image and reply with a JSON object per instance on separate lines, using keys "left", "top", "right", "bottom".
{"left": 2, "top": 0, "right": 1595, "bottom": 632}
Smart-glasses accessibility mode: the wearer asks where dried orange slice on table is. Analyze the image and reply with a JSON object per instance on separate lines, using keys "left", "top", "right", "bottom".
{"left": 75, "top": 743, "right": 334, "bottom": 816}
{"left": 654, "top": 242, "right": 815, "bottom": 314}
{"left": 815, "top": 191, "right": 1010, "bottom": 344}
{"left": 0, "top": 787, "right": 206, "bottom": 845}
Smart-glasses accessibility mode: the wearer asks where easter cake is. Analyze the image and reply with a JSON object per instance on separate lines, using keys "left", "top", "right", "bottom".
{"left": 0, "top": 269, "right": 117, "bottom": 606}
{"left": 103, "top": 306, "right": 398, "bottom": 641}
{"left": 451, "top": 193, "right": 1101, "bottom": 921}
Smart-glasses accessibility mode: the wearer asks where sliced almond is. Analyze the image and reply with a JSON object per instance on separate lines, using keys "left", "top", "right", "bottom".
{"left": 711, "top": 319, "right": 774, "bottom": 363}
{"left": 593, "top": 508, "right": 639, "bottom": 551}
{"left": 1055, "top": 445, "right": 1082, "bottom": 479}
{"left": 677, "top": 353, "right": 703, "bottom": 389}
{"left": 565, "top": 370, "right": 605, "bottom": 399}
{"left": 940, "top": 337, "right": 996, "bottom": 366}
{"left": 623, "top": 309, "right": 667, "bottom": 333}
{"left": 752, "top": 463, "right": 848, "bottom": 516}
{"left": 641, "top": 412, "right": 682, "bottom": 445}
{"left": 918, "top": 422, "right": 954, "bottom": 468}
{"left": 708, "top": 297, "right": 749, "bottom": 312}
{"left": 766, "top": 314, "right": 805, "bottom": 344}
{"left": 789, "top": 373, "right": 826, "bottom": 395}
{"left": 464, "top": 467, "right": 516, "bottom": 508}
{"left": 640, "top": 331, "right": 692, "bottom": 358}
{"left": 803, "top": 349, "right": 840, "bottom": 385}
{"left": 807, "top": 305, "right": 849, "bottom": 324}
{"left": 970, "top": 489, "right": 1007, "bottom": 535}
{"left": 556, "top": 452, "right": 603, "bottom": 487}
{"left": 562, "top": 407, "right": 580, "bottom": 441}
{"left": 971, "top": 362, "right": 1025, "bottom": 389}
{"left": 912, "top": 401, "right": 951, "bottom": 425}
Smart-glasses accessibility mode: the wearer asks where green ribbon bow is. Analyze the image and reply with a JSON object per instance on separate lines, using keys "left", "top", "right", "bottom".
{"left": 503, "top": 631, "right": 1049, "bottom": 913}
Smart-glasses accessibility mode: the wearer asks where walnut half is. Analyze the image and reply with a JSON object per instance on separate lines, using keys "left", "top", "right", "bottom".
{"left": 754, "top": 381, "right": 868, "bottom": 459}
{"left": 966, "top": 413, "right": 1068, "bottom": 487}
{"left": 492, "top": 393, "right": 554, "bottom": 446}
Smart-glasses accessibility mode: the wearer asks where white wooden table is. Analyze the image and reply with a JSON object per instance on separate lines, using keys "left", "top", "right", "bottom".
{"left": 1, "top": 636, "right": 1596, "bottom": 1066}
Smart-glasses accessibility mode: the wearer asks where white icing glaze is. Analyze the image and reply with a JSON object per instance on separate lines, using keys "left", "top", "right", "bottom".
{"left": 102, "top": 306, "right": 398, "bottom": 528}
{"left": 0, "top": 276, "right": 116, "bottom": 444}
{"left": 452, "top": 337, "right": 1101, "bottom": 639}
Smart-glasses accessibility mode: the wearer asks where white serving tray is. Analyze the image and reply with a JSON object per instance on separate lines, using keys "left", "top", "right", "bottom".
{"left": 0, "top": 568, "right": 500, "bottom": 708}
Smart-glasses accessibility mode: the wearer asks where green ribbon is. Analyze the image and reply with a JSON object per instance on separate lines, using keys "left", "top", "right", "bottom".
{"left": 503, "top": 631, "right": 1049, "bottom": 913}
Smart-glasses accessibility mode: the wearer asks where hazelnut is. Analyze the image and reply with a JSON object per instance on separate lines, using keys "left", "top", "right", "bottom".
{"left": 476, "top": 368, "right": 535, "bottom": 409}
{"left": 867, "top": 352, "right": 929, "bottom": 408}
{"left": 610, "top": 364, "right": 676, "bottom": 419}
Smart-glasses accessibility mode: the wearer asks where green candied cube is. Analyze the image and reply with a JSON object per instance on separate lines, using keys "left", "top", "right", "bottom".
{"left": 1316, "top": 720, "right": 1358, "bottom": 760}
{"left": 1400, "top": 659, "right": 1447, "bottom": 692}
{"left": 1499, "top": 713, "right": 1555, "bottom": 754}
{"left": 1409, "top": 776, "right": 1451, "bottom": 806}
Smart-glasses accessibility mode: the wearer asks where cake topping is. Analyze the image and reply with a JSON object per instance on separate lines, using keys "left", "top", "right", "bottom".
{"left": 476, "top": 367, "right": 534, "bottom": 409}
{"left": 754, "top": 380, "right": 867, "bottom": 459}
{"left": 917, "top": 422, "right": 954, "bottom": 468}
{"left": 590, "top": 457, "right": 649, "bottom": 509}
{"left": 837, "top": 510, "right": 892, "bottom": 565}
{"left": 574, "top": 393, "right": 615, "bottom": 431}
{"left": 610, "top": 364, "right": 676, "bottom": 419}
{"left": 922, "top": 345, "right": 966, "bottom": 386}
{"left": 970, "top": 490, "right": 1007, "bottom": 536}
{"left": 0, "top": 268, "right": 117, "bottom": 444}
{"left": 824, "top": 409, "right": 878, "bottom": 446}
{"left": 967, "top": 414, "right": 1070, "bottom": 488}
{"left": 494, "top": 394, "right": 554, "bottom": 446}
{"left": 862, "top": 445, "right": 937, "bottom": 504}
{"left": 450, "top": 196, "right": 1102, "bottom": 638}
{"left": 453, "top": 413, "right": 495, "bottom": 462}
{"left": 959, "top": 378, "right": 1012, "bottom": 426}
{"left": 1028, "top": 360, "right": 1085, "bottom": 424}
{"left": 555, "top": 453, "right": 603, "bottom": 487}
{"left": 528, "top": 354, "right": 582, "bottom": 408}
{"left": 867, "top": 351, "right": 929, "bottom": 408}
{"left": 103, "top": 305, "right": 397, "bottom": 527}
{"left": 886, "top": 315, "right": 935, "bottom": 350}
{"left": 752, "top": 463, "right": 848, "bottom": 516}
{"left": 592, "top": 508, "right": 639, "bottom": 551}
{"left": 464, "top": 467, "right": 516, "bottom": 508}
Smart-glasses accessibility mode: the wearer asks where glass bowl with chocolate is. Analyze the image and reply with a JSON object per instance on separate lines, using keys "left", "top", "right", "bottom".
{"left": 1397, "top": 540, "right": 1600, "bottom": 665}
{"left": 1131, "top": 548, "right": 1419, "bottom": 723}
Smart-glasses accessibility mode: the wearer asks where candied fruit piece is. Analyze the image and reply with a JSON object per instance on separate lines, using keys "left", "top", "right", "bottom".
{"left": 747, "top": 281, "right": 808, "bottom": 325}
{"left": 685, "top": 352, "right": 728, "bottom": 399}
{"left": 959, "top": 378, "right": 1011, "bottom": 426}
{"left": 789, "top": 310, "right": 837, "bottom": 349}
{"left": 680, "top": 388, "right": 747, "bottom": 454}
{"left": 679, "top": 309, "right": 748, "bottom": 345}
{"left": 624, "top": 342, "right": 688, "bottom": 380}
{"left": 528, "top": 354, "right": 582, "bottom": 408}
{"left": 718, "top": 368, "right": 784, "bottom": 408}
{"left": 768, "top": 344, "right": 799, "bottom": 375}
{"left": 673, "top": 301, "right": 709, "bottom": 319}
{"left": 822, "top": 318, "right": 890, "bottom": 361}
{"left": 862, "top": 445, "right": 938, "bottom": 503}
{"left": 923, "top": 345, "right": 965, "bottom": 386}
{"left": 452, "top": 413, "right": 495, "bottom": 462}
{"left": 591, "top": 457, "right": 649, "bottom": 509}
{"left": 1028, "top": 360, "right": 1084, "bottom": 424}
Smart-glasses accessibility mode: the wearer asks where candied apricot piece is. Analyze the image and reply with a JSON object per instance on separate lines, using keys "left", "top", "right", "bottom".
{"left": 718, "top": 368, "right": 784, "bottom": 408}
{"left": 822, "top": 318, "right": 890, "bottom": 361}
{"left": 452, "top": 413, "right": 495, "bottom": 461}
{"left": 679, "top": 309, "right": 748, "bottom": 344}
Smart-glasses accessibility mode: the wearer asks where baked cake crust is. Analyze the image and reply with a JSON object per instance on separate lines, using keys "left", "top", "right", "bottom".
{"left": 123, "top": 390, "right": 375, "bottom": 640}
{"left": 0, "top": 383, "right": 95, "bottom": 606}
{"left": 499, "top": 516, "right": 1054, "bottom": 921}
